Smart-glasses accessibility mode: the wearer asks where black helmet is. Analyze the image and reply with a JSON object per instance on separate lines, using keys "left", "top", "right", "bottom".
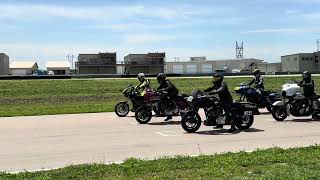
{"left": 137, "top": 73, "right": 145, "bottom": 82}
{"left": 253, "top": 69, "right": 261, "bottom": 77}
{"left": 302, "top": 71, "right": 311, "bottom": 80}
{"left": 157, "top": 73, "right": 166, "bottom": 83}
{"left": 212, "top": 73, "right": 223, "bottom": 85}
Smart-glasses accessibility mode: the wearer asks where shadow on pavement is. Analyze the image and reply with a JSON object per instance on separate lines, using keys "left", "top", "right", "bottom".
{"left": 259, "top": 112, "right": 271, "bottom": 115}
{"left": 196, "top": 128, "right": 264, "bottom": 136}
{"left": 148, "top": 121, "right": 181, "bottom": 125}
{"left": 290, "top": 118, "right": 320, "bottom": 123}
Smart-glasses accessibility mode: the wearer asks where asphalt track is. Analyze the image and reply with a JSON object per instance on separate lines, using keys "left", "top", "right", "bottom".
{"left": 1, "top": 110, "right": 320, "bottom": 173}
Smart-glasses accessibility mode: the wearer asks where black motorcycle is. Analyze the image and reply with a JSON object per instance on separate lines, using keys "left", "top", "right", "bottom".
{"left": 114, "top": 83, "right": 144, "bottom": 117}
{"left": 181, "top": 90, "right": 259, "bottom": 133}
{"left": 272, "top": 83, "right": 320, "bottom": 121}
{"left": 235, "top": 83, "right": 281, "bottom": 112}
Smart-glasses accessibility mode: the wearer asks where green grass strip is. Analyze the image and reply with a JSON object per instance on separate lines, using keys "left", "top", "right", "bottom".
{"left": 1, "top": 146, "right": 320, "bottom": 179}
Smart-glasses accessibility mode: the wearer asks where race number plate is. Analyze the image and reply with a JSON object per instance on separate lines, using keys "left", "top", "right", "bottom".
{"left": 244, "top": 111, "right": 252, "bottom": 116}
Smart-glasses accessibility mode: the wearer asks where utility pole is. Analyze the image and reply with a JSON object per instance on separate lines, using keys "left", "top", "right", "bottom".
{"left": 317, "top": 39, "right": 320, "bottom": 53}
{"left": 66, "top": 54, "right": 75, "bottom": 70}
{"left": 236, "top": 41, "right": 244, "bottom": 60}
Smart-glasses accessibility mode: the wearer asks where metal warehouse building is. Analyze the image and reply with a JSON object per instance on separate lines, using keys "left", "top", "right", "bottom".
{"left": 77, "top": 52, "right": 117, "bottom": 74}
{"left": 281, "top": 53, "right": 319, "bottom": 72}
{"left": 124, "top": 53, "right": 165, "bottom": 74}
{"left": 257, "top": 62, "right": 282, "bottom": 74}
{"left": 47, "top": 61, "right": 71, "bottom": 75}
{"left": 10, "top": 61, "right": 38, "bottom": 75}
{"left": 165, "top": 58, "right": 264, "bottom": 74}
{"left": 0, "top": 53, "right": 9, "bottom": 75}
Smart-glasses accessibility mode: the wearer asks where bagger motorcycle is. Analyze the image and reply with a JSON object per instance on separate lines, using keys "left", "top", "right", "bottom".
{"left": 235, "top": 83, "right": 281, "bottom": 112}
{"left": 114, "top": 83, "right": 145, "bottom": 117}
{"left": 272, "top": 83, "right": 320, "bottom": 121}
{"left": 135, "top": 91, "right": 189, "bottom": 124}
{"left": 181, "top": 90, "right": 259, "bottom": 133}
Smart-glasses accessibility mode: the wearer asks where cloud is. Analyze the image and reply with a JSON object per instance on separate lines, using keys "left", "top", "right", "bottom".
{"left": 244, "top": 27, "right": 320, "bottom": 34}
{"left": 87, "top": 23, "right": 179, "bottom": 31}
{"left": 124, "top": 34, "right": 176, "bottom": 44}
{"left": 285, "top": 9, "right": 300, "bottom": 15}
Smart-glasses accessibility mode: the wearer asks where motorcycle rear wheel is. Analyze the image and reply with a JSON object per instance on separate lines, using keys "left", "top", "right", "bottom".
{"left": 115, "top": 102, "right": 129, "bottom": 117}
{"left": 235, "top": 115, "right": 254, "bottom": 129}
{"left": 181, "top": 112, "right": 201, "bottom": 133}
{"left": 272, "top": 107, "right": 287, "bottom": 121}
{"left": 135, "top": 106, "right": 152, "bottom": 124}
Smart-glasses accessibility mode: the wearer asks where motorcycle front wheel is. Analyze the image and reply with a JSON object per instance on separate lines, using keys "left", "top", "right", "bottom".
{"left": 115, "top": 102, "right": 130, "bottom": 117}
{"left": 135, "top": 106, "right": 152, "bottom": 124}
{"left": 272, "top": 107, "right": 287, "bottom": 121}
{"left": 181, "top": 111, "right": 201, "bottom": 133}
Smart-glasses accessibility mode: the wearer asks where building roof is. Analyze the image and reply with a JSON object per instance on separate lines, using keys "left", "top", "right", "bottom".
{"left": 10, "top": 61, "right": 37, "bottom": 69}
{"left": 281, "top": 53, "right": 314, "bottom": 57}
{"left": 47, "top": 61, "right": 70, "bottom": 68}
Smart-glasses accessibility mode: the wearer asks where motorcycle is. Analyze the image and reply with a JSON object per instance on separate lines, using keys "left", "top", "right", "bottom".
{"left": 181, "top": 90, "right": 259, "bottom": 133}
{"left": 235, "top": 83, "right": 281, "bottom": 112}
{"left": 134, "top": 90, "right": 189, "bottom": 124}
{"left": 271, "top": 83, "right": 320, "bottom": 121}
{"left": 114, "top": 83, "right": 145, "bottom": 117}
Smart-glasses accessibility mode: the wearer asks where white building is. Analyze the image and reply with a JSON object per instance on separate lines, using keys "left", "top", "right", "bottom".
{"left": 47, "top": 61, "right": 71, "bottom": 75}
{"left": 10, "top": 61, "right": 38, "bottom": 75}
{"left": 165, "top": 58, "right": 264, "bottom": 74}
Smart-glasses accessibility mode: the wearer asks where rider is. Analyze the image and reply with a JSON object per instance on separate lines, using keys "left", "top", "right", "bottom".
{"left": 298, "top": 71, "right": 317, "bottom": 109}
{"left": 248, "top": 69, "right": 265, "bottom": 101}
{"left": 135, "top": 73, "right": 150, "bottom": 93}
{"left": 204, "top": 73, "right": 235, "bottom": 132}
{"left": 157, "top": 73, "right": 179, "bottom": 121}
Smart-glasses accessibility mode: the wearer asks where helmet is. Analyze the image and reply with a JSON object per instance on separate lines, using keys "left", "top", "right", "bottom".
{"left": 212, "top": 73, "right": 223, "bottom": 85}
{"left": 137, "top": 73, "right": 145, "bottom": 82}
{"left": 302, "top": 71, "right": 311, "bottom": 80}
{"left": 253, "top": 69, "right": 261, "bottom": 77}
{"left": 157, "top": 73, "right": 166, "bottom": 83}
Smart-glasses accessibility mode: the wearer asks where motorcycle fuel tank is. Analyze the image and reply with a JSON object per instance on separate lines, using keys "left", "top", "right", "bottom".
{"left": 294, "top": 93, "right": 306, "bottom": 100}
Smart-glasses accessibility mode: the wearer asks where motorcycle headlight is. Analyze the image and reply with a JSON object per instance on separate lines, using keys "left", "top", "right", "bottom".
{"left": 281, "top": 91, "right": 286, "bottom": 97}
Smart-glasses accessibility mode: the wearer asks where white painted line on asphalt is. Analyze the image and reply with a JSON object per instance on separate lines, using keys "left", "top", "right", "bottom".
{"left": 129, "top": 121, "right": 139, "bottom": 126}
{"left": 156, "top": 132, "right": 169, "bottom": 136}
{"left": 155, "top": 131, "right": 181, "bottom": 137}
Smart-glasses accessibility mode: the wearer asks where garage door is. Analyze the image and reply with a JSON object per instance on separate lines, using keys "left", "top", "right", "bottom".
{"left": 117, "top": 66, "right": 124, "bottom": 74}
{"left": 11, "top": 69, "right": 27, "bottom": 75}
{"left": 186, "top": 64, "right": 197, "bottom": 74}
{"left": 172, "top": 65, "right": 184, "bottom": 74}
{"left": 202, "top": 64, "right": 212, "bottom": 74}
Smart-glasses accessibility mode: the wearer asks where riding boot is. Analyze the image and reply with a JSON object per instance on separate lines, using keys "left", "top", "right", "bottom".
{"left": 164, "top": 116, "right": 172, "bottom": 121}
{"left": 227, "top": 120, "right": 236, "bottom": 133}
{"left": 214, "top": 125, "right": 224, "bottom": 129}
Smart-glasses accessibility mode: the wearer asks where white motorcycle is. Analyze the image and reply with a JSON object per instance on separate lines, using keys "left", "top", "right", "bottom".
{"left": 272, "top": 83, "right": 320, "bottom": 121}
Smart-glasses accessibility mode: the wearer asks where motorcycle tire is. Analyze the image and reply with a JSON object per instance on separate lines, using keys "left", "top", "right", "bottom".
{"left": 181, "top": 111, "right": 201, "bottom": 133}
{"left": 135, "top": 106, "right": 152, "bottom": 124}
{"left": 236, "top": 115, "right": 254, "bottom": 129}
{"left": 115, "top": 102, "right": 130, "bottom": 117}
{"left": 312, "top": 112, "right": 320, "bottom": 120}
{"left": 272, "top": 107, "right": 287, "bottom": 121}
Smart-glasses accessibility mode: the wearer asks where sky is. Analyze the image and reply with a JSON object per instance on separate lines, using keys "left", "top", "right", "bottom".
{"left": 0, "top": 0, "right": 320, "bottom": 68}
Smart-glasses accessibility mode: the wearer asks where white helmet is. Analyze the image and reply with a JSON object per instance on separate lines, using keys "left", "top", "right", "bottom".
{"left": 137, "top": 73, "right": 145, "bottom": 82}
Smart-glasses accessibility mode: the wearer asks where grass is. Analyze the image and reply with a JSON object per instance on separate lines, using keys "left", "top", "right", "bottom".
{"left": 0, "top": 76, "right": 319, "bottom": 117}
{"left": 1, "top": 146, "right": 320, "bottom": 179}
